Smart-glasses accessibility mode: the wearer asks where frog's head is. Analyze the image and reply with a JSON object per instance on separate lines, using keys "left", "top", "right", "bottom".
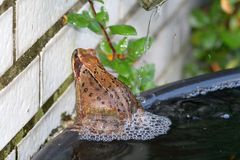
{"left": 72, "top": 48, "right": 102, "bottom": 79}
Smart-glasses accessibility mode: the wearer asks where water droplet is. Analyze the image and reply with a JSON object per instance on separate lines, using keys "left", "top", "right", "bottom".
{"left": 220, "top": 113, "right": 230, "bottom": 119}
{"left": 136, "top": 96, "right": 147, "bottom": 104}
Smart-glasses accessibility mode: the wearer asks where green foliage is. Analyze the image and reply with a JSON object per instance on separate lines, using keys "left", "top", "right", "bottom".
{"left": 96, "top": 7, "right": 109, "bottom": 26}
{"left": 127, "top": 37, "right": 153, "bottom": 62}
{"left": 67, "top": 13, "right": 90, "bottom": 28}
{"left": 115, "top": 37, "right": 128, "bottom": 54}
{"left": 184, "top": 1, "right": 240, "bottom": 78}
{"left": 67, "top": 0, "right": 156, "bottom": 94}
{"left": 109, "top": 25, "right": 137, "bottom": 36}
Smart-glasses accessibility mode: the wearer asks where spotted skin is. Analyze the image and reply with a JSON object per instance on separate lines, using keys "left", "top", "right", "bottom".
{"left": 72, "top": 48, "right": 143, "bottom": 135}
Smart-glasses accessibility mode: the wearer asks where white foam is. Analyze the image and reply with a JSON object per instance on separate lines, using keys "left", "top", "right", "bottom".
{"left": 185, "top": 80, "right": 240, "bottom": 98}
{"left": 77, "top": 109, "right": 171, "bottom": 141}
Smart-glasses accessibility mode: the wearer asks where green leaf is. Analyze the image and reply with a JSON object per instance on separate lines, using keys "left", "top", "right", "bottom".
{"left": 99, "top": 40, "right": 112, "bottom": 54}
{"left": 98, "top": 53, "right": 112, "bottom": 67}
{"left": 111, "top": 59, "right": 132, "bottom": 77}
{"left": 189, "top": 10, "right": 210, "bottom": 28}
{"left": 118, "top": 67, "right": 140, "bottom": 94}
{"left": 88, "top": 21, "right": 102, "bottom": 34}
{"left": 109, "top": 25, "right": 137, "bottom": 36}
{"left": 229, "top": 16, "right": 239, "bottom": 31}
{"left": 67, "top": 13, "right": 90, "bottom": 28}
{"left": 137, "top": 64, "right": 156, "bottom": 91}
{"left": 79, "top": 11, "right": 102, "bottom": 35}
{"left": 115, "top": 37, "right": 128, "bottom": 54}
{"left": 191, "top": 30, "right": 218, "bottom": 50}
{"left": 118, "top": 75, "right": 130, "bottom": 87}
{"left": 138, "top": 64, "right": 155, "bottom": 81}
{"left": 209, "top": 1, "right": 222, "bottom": 23}
{"left": 220, "top": 30, "right": 240, "bottom": 49}
{"left": 82, "top": 11, "right": 92, "bottom": 19}
{"left": 226, "top": 59, "right": 239, "bottom": 69}
{"left": 96, "top": 7, "right": 109, "bottom": 25}
{"left": 127, "top": 37, "right": 153, "bottom": 62}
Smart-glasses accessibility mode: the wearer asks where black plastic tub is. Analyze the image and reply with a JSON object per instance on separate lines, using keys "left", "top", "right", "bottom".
{"left": 32, "top": 68, "right": 240, "bottom": 160}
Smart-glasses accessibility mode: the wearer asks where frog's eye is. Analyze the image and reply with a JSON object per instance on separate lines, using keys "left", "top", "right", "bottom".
{"left": 72, "top": 51, "right": 82, "bottom": 78}
{"left": 73, "top": 49, "right": 78, "bottom": 57}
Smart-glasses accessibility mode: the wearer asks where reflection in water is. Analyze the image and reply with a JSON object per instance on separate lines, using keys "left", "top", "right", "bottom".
{"left": 33, "top": 87, "right": 240, "bottom": 160}
{"left": 71, "top": 141, "right": 128, "bottom": 160}
{"left": 72, "top": 141, "right": 150, "bottom": 160}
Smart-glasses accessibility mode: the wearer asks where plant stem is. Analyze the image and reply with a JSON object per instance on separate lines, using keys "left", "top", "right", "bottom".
{"left": 88, "top": 0, "right": 117, "bottom": 59}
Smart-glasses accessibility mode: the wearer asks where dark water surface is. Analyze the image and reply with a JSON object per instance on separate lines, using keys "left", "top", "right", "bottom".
{"left": 33, "top": 87, "right": 240, "bottom": 160}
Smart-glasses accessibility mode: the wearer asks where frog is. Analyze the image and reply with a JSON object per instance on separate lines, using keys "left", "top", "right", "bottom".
{"left": 71, "top": 48, "right": 143, "bottom": 135}
{"left": 71, "top": 48, "right": 171, "bottom": 141}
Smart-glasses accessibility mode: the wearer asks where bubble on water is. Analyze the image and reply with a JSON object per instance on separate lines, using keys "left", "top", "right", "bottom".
{"left": 220, "top": 114, "right": 230, "bottom": 119}
{"left": 77, "top": 109, "right": 171, "bottom": 141}
{"left": 136, "top": 96, "right": 147, "bottom": 104}
{"left": 185, "top": 80, "right": 240, "bottom": 99}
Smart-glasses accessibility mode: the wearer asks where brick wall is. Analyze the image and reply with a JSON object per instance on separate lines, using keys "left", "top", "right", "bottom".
{"left": 0, "top": 0, "right": 193, "bottom": 159}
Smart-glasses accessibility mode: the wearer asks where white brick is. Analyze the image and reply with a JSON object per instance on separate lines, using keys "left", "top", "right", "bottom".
{"left": 126, "top": 6, "right": 167, "bottom": 37}
{"left": 165, "top": 0, "right": 185, "bottom": 17}
{"left": 16, "top": 0, "right": 77, "bottom": 58}
{"left": 0, "top": 58, "right": 39, "bottom": 150}
{"left": 5, "top": 149, "right": 16, "bottom": 160}
{"left": 0, "top": 8, "right": 13, "bottom": 76}
{"left": 120, "top": 0, "right": 137, "bottom": 20}
{"left": 105, "top": 0, "right": 120, "bottom": 25}
{"left": 156, "top": 52, "right": 185, "bottom": 85}
{"left": 18, "top": 84, "right": 75, "bottom": 160}
{"left": 176, "top": 3, "right": 191, "bottom": 48}
{"left": 75, "top": 28, "right": 101, "bottom": 49}
{"left": 41, "top": 27, "right": 77, "bottom": 105}
{"left": 135, "top": 22, "right": 177, "bottom": 78}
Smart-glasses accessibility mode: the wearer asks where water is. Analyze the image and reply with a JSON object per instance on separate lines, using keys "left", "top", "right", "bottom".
{"left": 33, "top": 87, "right": 240, "bottom": 160}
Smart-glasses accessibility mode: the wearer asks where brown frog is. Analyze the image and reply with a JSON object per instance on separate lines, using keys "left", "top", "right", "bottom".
{"left": 71, "top": 48, "right": 171, "bottom": 141}
{"left": 71, "top": 48, "right": 143, "bottom": 136}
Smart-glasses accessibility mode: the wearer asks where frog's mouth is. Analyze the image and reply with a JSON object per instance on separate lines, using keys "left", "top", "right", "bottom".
{"left": 72, "top": 49, "right": 82, "bottom": 78}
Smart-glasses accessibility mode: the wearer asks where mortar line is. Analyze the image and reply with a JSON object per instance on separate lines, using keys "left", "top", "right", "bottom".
{"left": 39, "top": 55, "right": 41, "bottom": 111}
{"left": 15, "top": 146, "right": 18, "bottom": 160}
{"left": 0, "top": 0, "right": 12, "bottom": 16}
{"left": 156, "top": 41, "right": 191, "bottom": 82}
